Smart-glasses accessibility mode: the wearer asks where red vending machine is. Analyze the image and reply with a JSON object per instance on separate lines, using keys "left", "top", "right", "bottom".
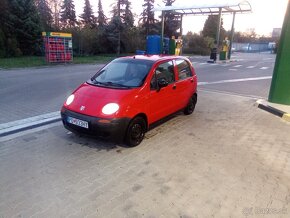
{"left": 42, "top": 32, "right": 73, "bottom": 63}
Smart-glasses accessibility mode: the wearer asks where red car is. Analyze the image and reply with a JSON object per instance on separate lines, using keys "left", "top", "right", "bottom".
{"left": 61, "top": 55, "right": 197, "bottom": 147}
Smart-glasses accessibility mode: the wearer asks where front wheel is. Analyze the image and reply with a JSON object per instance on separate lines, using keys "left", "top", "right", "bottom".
{"left": 125, "top": 117, "right": 146, "bottom": 147}
{"left": 184, "top": 94, "right": 197, "bottom": 115}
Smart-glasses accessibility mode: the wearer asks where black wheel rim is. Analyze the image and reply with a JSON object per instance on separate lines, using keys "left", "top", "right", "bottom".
{"left": 130, "top": 123, "right": 144, "bottom": 145}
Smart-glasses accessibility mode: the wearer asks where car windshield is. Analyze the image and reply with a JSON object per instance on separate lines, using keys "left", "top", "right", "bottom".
{"left": 91, "top": 58, "right": 153, "bottom": 88}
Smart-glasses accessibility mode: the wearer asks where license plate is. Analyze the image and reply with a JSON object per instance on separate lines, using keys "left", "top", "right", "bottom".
{"left": 67, "top": 116, "right": 89, "bottom": 129}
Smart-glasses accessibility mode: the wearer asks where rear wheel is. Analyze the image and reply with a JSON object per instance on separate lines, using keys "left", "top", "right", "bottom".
{"left": 125, "top": 117, "right": 146, "bottom": 147}
{"left": 184, "top": 94, "right": 197, "bottom": 115}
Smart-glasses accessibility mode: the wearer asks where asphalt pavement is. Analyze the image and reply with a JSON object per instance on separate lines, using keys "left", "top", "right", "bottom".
{"left": 0, "top": 64, "right": 104, "bottom": 123}
{"left": 190, "top": 52, "right": 274, "bottom": 99}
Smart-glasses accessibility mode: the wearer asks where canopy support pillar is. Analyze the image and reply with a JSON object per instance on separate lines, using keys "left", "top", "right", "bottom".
{"left": 161, "top": 11, "right": 165, "bottom": 54}
{"left": 180, "top": 14, "right": 183, "bottom": 55}
{"left": 216, "top": 7, "right": 222, "bottom": 47}
{"left": 180, "top": 14, "right": 183, "bottom": 36}
{"left": 228, "top": 12, "right": 236, "bottom": 59}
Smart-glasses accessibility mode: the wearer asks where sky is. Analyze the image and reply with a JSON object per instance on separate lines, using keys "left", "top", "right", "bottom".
{"left": 75, "top": 0, "right": 288, "bottom": 36}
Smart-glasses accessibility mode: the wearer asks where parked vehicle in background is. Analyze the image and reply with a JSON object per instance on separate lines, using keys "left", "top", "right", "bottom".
{"left": 268, "top": 42, "right": 276, "bottom": 53}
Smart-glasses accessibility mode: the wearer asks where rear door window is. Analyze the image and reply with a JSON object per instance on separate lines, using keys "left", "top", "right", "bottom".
{"left": 176, "top": 59, "right": 192, "bottom": 80}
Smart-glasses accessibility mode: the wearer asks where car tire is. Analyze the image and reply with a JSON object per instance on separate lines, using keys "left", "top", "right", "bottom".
{"left": 125, "top": 117, "right": 146, "bottom": 147}
{"left": 184, "top": 94, "right": 197, "bottom": 115}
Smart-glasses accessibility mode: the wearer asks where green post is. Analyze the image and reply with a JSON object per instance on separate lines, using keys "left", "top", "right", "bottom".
{"left": 169, "top": 38, "right": 176, "bottom": 55}
{"left": 268, "top": 0, "right": 290, "bottom": 105}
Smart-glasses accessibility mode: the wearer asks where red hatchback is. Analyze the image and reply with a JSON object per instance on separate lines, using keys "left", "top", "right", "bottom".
{"left": 61, "top": 55, "right": 197, "bottom": 147}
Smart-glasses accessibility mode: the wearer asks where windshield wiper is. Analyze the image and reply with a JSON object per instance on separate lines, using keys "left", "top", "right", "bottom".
{"left": 91, "top": 80, "right": 130, "bottom": 88}
{"left": 91, "top": 79, "right": 106, "bottom": 86}
{"left": 103, "top": 82, "right": 129, "bottom": 87}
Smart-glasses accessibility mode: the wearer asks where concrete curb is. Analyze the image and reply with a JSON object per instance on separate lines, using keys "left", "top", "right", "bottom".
{"left": 256, "top": 99, "right": 290, "bottom": 122}
{"left": 0, "top": 112, "right": 61, "bottom": 137}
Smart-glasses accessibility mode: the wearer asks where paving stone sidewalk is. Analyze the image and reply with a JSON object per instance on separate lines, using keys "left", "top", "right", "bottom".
{"left": 0, "top": 90, "right": 290, "bottom": 218}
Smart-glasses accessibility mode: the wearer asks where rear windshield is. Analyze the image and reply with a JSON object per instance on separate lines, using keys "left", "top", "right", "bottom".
{"left": 90, "top": 58, "right": 154, "bottom": 88}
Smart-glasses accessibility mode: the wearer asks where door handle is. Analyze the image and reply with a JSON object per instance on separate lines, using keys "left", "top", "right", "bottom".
{"left": 173, "top": 85, "right": 176, "bottom": 90}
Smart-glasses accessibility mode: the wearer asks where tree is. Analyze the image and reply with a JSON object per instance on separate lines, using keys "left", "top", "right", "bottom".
{"left": 162, "top": 0, "right": 181, "bottom": 38}
{"left": 111, "top": 0, "right": 134, "bottom": 27}
{"left": 202, "top": 15, "right": 226, "bottom": 43}
{"left": 243, "top": 28, "right": 257, "bottom": 42}
{"left": 229, "top": 30, "right": 258, "bottom": 43}
{"left": 95, "top": 0, "right": 109, "bottom": 53}
{"left": 106, "top": 16, "right": 122, "bottom": 53}
{"left": 77, "top": 28, "right": 99, "bottom": 55}
{"left": 80, "top": 0, "right": 96, "bottom": 28}
{"left": 60, "top": 0, "right": 77, "bottom": 29}
{"left": 48, "top": 0, "right": 62, "bottom": 30}
{"left": 97, "top": 0, "right": 107, "bottom": 28}
{"left": 123, "top": 0, "right": 134, "bottom": 28}
{"left": 109, "top": 0, "right": 134, "bottom": 54}
{"left": 5, "top": 0, "right": 43, "bottom": 56}
{"left": 0, "top": 0, "right": 9, "bottom": 56}
{"left": 35, "top": 0, "right": 54, "bottom": 31}
{"left": 140, "top": 0, "right": 159, "bottom": 35}
{"left": 183, "top": 32, "right": 213, "bottom": 55}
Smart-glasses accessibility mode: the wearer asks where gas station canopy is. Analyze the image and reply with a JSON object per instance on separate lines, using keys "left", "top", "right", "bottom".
{"left": 152, "top": 0, "right": 252, "bottom": 57}
{"left": 152, "top": 0, "right": 252, "bottom": 15}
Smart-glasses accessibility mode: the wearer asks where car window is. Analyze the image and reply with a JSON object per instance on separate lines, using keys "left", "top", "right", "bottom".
{"left": 92, "top": 59, "right": 153, "bottom": 88}
{"left": 176, "top": 59, "right": 192, "bottom": 80}
{"left": 101, "top": 62, "right": 127, "bottom": 80}
{"left": 150, "top": 61, "right": 175, "bottom": 90}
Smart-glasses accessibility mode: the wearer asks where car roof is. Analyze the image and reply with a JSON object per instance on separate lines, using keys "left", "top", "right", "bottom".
{"left": 118, "top": 55, "right": 188, "bottom": 62}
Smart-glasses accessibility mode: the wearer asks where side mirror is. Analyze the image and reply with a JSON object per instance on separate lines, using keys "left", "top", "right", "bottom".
{"left": 157, "top": 78, "right": 168, "bottom": 91}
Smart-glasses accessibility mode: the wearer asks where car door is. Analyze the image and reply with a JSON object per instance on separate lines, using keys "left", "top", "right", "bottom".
{"left": 174, "top": 59, "right": 196, "bottom": 109}
{"left": 148, "top": 60, "right": 178, "bottom": 123}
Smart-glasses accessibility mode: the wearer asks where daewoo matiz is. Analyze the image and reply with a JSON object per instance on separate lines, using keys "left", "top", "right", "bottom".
{"left": 61, "top": 55, "right": 197, "bottom": 147}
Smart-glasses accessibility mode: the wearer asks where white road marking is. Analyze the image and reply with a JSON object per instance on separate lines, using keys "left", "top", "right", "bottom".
{"left": 234, "top": 65, "right": 243, "bottom": 68}
{"left": 229, "top": 69, "right": 238, "bottom": 71}
{"left": 247, "top": 66, "right": 255, "bottom": 69}
{"left": 260, "top": 67, "right": 269, "bottom": 70}
{"left": 199, "top": 63, "right": 208, "bottom": 65}
{"left": 198, "top": 76, "right": 272, "bottom": 86}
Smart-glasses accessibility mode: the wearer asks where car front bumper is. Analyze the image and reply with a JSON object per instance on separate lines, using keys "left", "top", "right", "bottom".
{"left": 61, "top": 107, "right": 130, "bottom": 143}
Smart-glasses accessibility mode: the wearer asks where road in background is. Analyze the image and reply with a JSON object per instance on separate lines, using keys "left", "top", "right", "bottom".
{"left": 0, "top": 52, "right": 275, "bottom": 124}
{"left": 0, "top": 64, "right": 104, "bottom": 123}
{"left": 190, "top": 52, "right": 275, "bottom": 98}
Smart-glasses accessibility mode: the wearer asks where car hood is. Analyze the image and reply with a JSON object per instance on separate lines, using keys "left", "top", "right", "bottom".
{"left": 65, "top": 82, "right": 140, "bottom": 118}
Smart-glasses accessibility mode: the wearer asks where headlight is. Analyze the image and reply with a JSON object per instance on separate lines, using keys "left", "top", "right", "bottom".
{"left": 102, "top": 103, "right": 119, "bottom": 115}
{"left": 66, "top": 94, "right": 75, "bottom": 105}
